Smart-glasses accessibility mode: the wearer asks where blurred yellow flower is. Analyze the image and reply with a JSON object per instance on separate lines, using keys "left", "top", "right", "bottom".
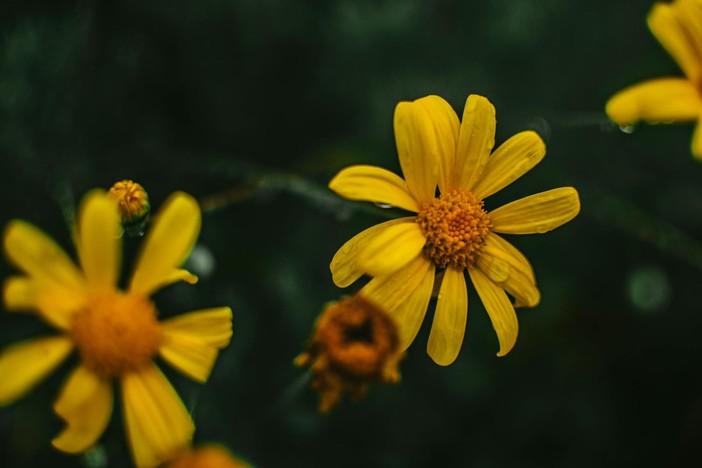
{"left": 0, "top": 190, "right": 233, "bottom": 467}
{"left": 606, "top": 0, "right": 702, "bottom": 158}
{"left": 295, "top": 295, "right": 403, "bottom": 412}
{"left": 329, "top": 94, "right": 580, "bottom": 365}
{"left": 163, "top": 444, "right": 251, "bottom": 468}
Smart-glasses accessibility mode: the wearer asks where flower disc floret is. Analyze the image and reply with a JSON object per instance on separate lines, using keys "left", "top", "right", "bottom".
{"left": 70, "top": 292, "right": 162, "bottom": 378}
{"left": 416, "top": 188, "right": 492, "bottom": 269}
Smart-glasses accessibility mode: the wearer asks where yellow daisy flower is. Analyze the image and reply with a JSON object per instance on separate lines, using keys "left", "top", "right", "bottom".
{"left": 606, "top": 0, "right": 702, "bottom": 158}
{"left": 0, "top": 190, "right": 233, "bottom": 467}
{"left": 329, "top": 94, "right": 580, "bottom": 366}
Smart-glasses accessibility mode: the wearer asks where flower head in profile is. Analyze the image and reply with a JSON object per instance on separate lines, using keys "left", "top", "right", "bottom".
{"left": 606, "top": 0, "right": 702, "bottom": 158}
{"left": 329, "top": 94, "right": 580, "bottom": 365}
{"left": 0, "top": 190, "right": 233, "bottom": 467}
{"left": 164, "top": 443, "right": 251, "bottom": 468}
{"left": 295, "top": 294, "right": 403, "bottom": 412}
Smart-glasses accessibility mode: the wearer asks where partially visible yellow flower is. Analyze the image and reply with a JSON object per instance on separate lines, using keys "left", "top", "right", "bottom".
{"left": 295, "top": 295, "right": 403, "bottom": 412}
{"left": 0, "top": 190, "right": 233, "bottom": 467}
{"left": 606, "top": 0, "right": 702, "bottom": 158}
{"left": 163, "top": 444, "right": 251, "bottom": 468}
{"left": 329, "top": 94, "right": 580, "bottom": 365}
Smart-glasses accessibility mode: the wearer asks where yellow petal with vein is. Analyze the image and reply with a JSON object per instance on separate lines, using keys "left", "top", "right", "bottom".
{"left": 477, "top": 235, "right": 540, "bottom": 308}
{"left": 469, "top": 268, "right": 518, "bottom": 357}
{"left": 394, "top": 100, "right": 439, "bottom": 203}
{"left": 3, "top": 276, "right": 85, "bottom": 330}
{"left": 4, "top": 220, "right": 84, "bottom": 292}
{"left": 0, "top": 336, "right": 73, "bottom": 405}
{"left": 473, "top": 131, "right": 546, "bottom": 200}
{"left": 649, "top": 2, "right": 702, "bottom": 84}
{"left": 122, "top": 364, "right": 194, "bottom": 467}
{"left": 76, "top": 190, "right": 121, "bottom": 291}
{"left": 160, "top": 307, "right": 233, "bottom": 348}
{"left": 129, "top": 192, "right": 201, "bottom": 295}
{"left": 328, "top": 165, "right": 418, "bottom": 212}
{"left": 385, "top": 262, "right": 435, "bottom": 350}
{"left": 453, "top": 95, "right": 496, "bottom": 191}
{"left": 361, "top": 255, "right": 432, "bottom": 312}
{"left": 605, "top": 78, "right": 702, "bottom": 125}
{"left": 159, "top": 333, "right": 219, "bottom": 383}
{"left": 357, "top": 221, "right": 426, "bottom": 277}
{"left": 414, "top": 95, "right": 460, "bottom": 193}
{"left": 330, "top": 218, "right": 412, "bottom": 288}
{"left": 52, "top": 365, "right": 113, "bottom": 453}
{"left": 491, "top": 187, "right": 580, "bottom": 235}
{"left": 427, "top": 267, "right": 467, "bottom": 366}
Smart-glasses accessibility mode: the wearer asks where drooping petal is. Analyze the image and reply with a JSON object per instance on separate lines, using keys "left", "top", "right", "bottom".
{"left": 76, "top": 190, "right": 121, "bottom": 292}
{"left": 394, "top": 100, "right": 439, "bottom": 203}
{"left": 605, "top": 78, "right": 702, "bottom": 125}
{"left": 160, "top": 308, "right": 233, "bottom": 348}
{"left": 384, "top": 261, "right": 435, "bottom": 350}
{"left": 330, "top": 218, "right": 415, "bottom": 287}
{"left": 361, "top": 255, "right": 433, "bottom": 312}
{"left": 426, "top": 267, "right": 467, "bottom": 366}
{"left": 3, "top": 276, "right": 85, "bottom": 330}
{"left": 328, "top": 165, "right": 419, "bottom": 212}
{"left": 648, "top": 2, "right": 702, "bottom": 85}
{"left": 473, "top": 131, "right": 546, "bottom": 200}
{"left": 453, "top": 95, "right": 496, "bottom": 191}
{"left": 129, "top": 192, "right": 201, "bottom": 296}
{"left": 414, "top": 95, "right": 460, "bottom": 193}
{"left": 476, "top": 234, "right": 540, "bottom": 308}
{"left": 122, "top": 364, "right": 194, "bottom": 468}
{"left": 357, "top": 221, "right": 426, "bottom": 277}
{"left": 469, "top": 268, "right": 518, "bottom": 357}
{"left": 491, "top": 187, "right": 580, "bottom": 235}
{"left": 3, "top": 220, "right": 85, "bottom": 292}
{"left": 159, "top": 308, "right": 232, "bottom": 383}
{"left": 52, "top": 365, "right": 113, "bottom": 453}
{"left": 0, "top": 336, "right": 73, "bottom": 405}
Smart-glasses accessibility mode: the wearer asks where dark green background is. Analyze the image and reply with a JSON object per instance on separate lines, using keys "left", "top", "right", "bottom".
{"left": 2, "top": 1, "right": 702, "bottom": 466}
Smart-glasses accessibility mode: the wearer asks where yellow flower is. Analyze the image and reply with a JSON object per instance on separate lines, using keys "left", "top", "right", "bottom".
{"left": 295, "top": 295, "right": 403, "bottom": 412}
{"left": 329, "top": 94, "right": 580, "bottom": 366}
{"left": 606, "top": 0, "right": 702, "bottom": 158}
{"left": 0, "top": 190, "right": 233, "bottom": 467}
{"left": 163, "top": 444, "right": 251, "bottom": 468}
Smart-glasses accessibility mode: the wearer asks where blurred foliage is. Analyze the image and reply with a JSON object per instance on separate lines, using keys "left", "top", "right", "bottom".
{"left": 2, "top": 0, "right": 702, "bottom": 467}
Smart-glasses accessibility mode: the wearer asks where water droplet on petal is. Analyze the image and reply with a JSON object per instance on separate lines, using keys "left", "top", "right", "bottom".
{"left": 619, "top": 124, "right": 635, "bottom": 134}
{"left": 375, "top": 203, "right": 393, "bottom": 209}
{"left": 535, "top": 224, "right": 549, "bottom": 233}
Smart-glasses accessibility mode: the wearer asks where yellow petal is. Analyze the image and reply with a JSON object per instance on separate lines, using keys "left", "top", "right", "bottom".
{"left": 361, "top": 255, "right": 432, "bottom": 312}
{"left": 357, "top": 221, "right": 426, "bottom": 277}
{"left": 129, "top": 192, "right": 201, "bottom": 296}
{"left": 160, "top": 308, "right": 233, "bottom": 348}
{"left": 605, "top": 78, "right": 702, "bottom": 125}
{"left": 159, "top": 333, "right": 219, "bottom": 383}
{"left": 693, "top": 117, "right": 702, "bottom": 160}
{"left": 393, "top": 100, "right": 439, "bottom": 203}
{"left": 122, "top": 364, "right": 194, "bottom": 467}
{"left": 648, "top": 2, "right": 702, "bottom": 85}
{"left": 0, "top": 336, "right": 73, "bottom": 405}
{"left": 328, "top": 165, "right": 419, "bottom": 212}
{"left": 414, "top": 95, "right": 460, "bottom": 193}
{"left": 4, "top": 220, "right": 85, "bottom": 292}
{"left": 473, "top": 131, "right": 546, "bottom": 200}
{"left": 468, "top": 268, "right": 518, "bottom": 357}
{"left": 453, "top": 95, "right": 496, "bottom": 191}
{"left": 76, "top": 190, "right": 121, "bottom": 292}
{"left": 52, "top": 365, "right": 113, "bottom": 453}
{"left": 330, "top": 217, "right": 415, "bottom": 288}
{"left": 3, "top": 276, "right": 85, "bottom": 330}
{"left": 477, "top": 235, "right": 540, "bottom": 308}
{"left": 426, "top": 267, "right": 467, "bottom": 366}
{"left": 491, "top": 187, "right": 580, "bottom": 235}
{"left": 385, "top": 262, "right": 435, "bottom": 350}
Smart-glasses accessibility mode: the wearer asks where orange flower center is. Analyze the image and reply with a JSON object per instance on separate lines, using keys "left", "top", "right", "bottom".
{"left": 69, "top": 292, "right": 162, "bottom": 378}
{"left": 416, "top": 188, "right": 492, "bottom": 269}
